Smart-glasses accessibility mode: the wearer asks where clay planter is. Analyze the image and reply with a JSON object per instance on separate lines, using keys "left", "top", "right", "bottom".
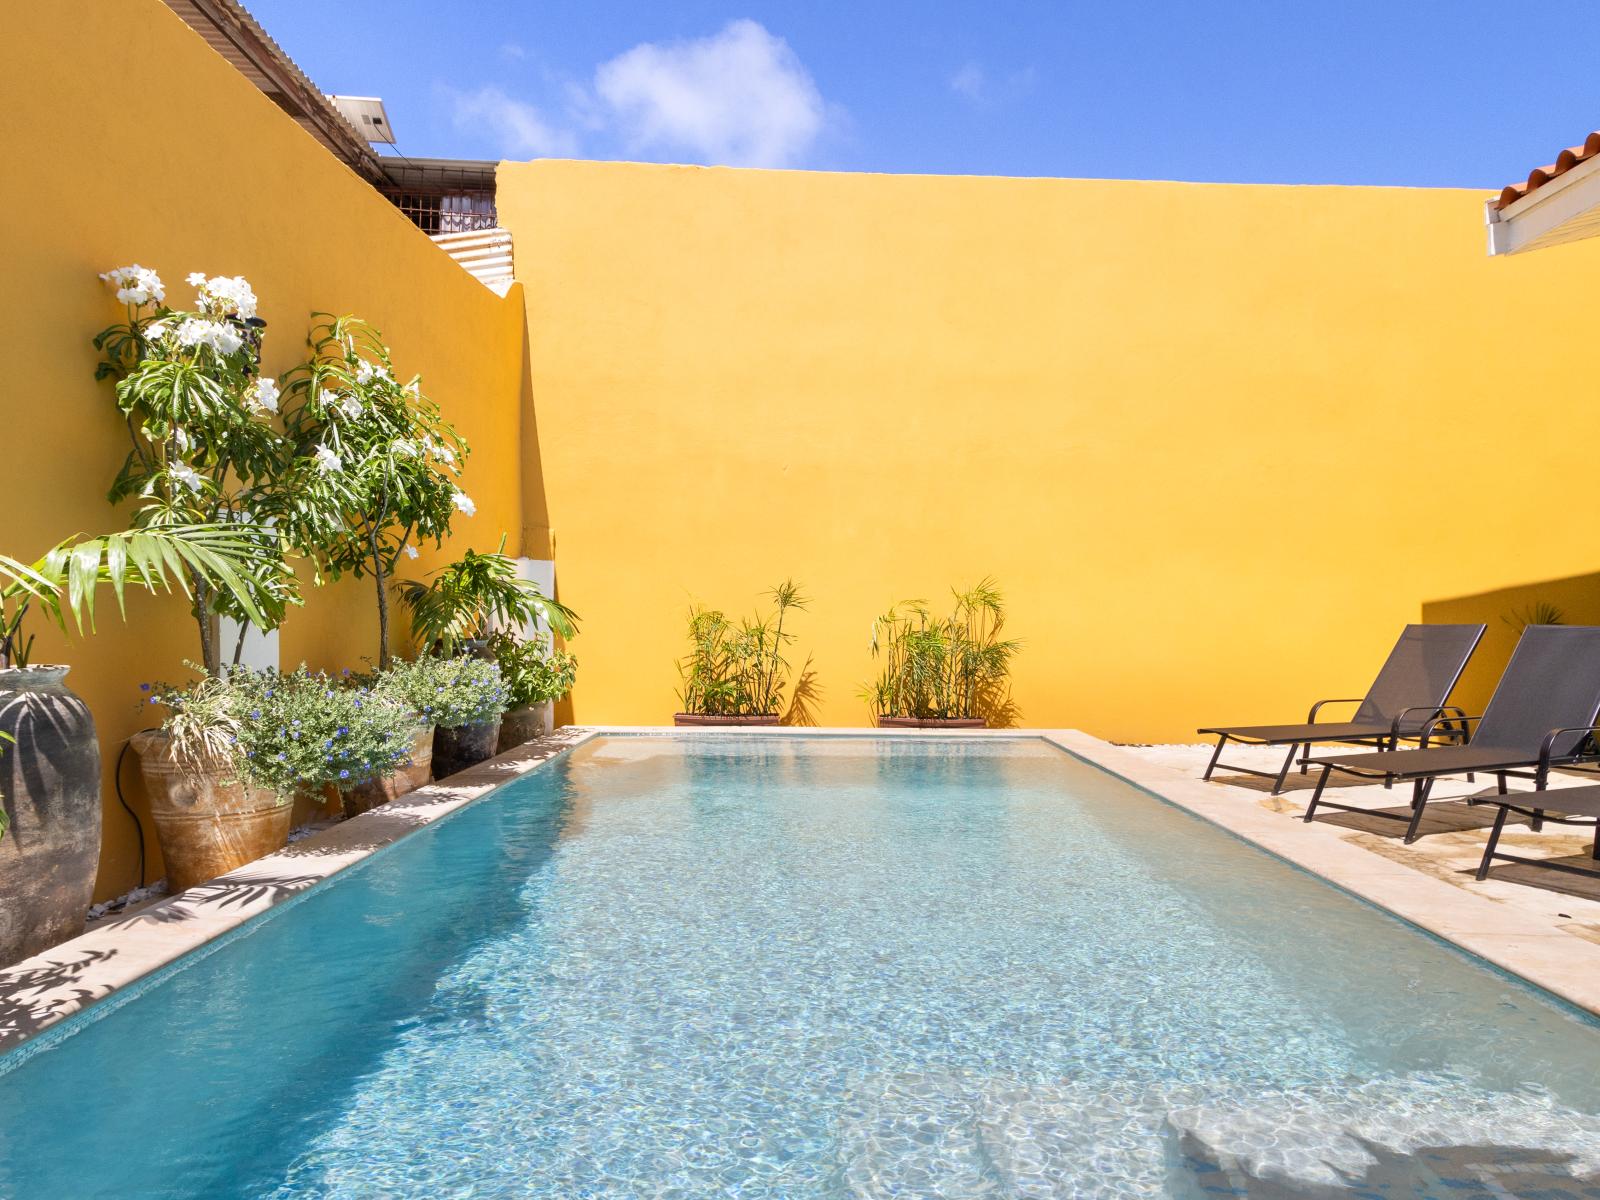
{"left": 342, "top": 724, "right": 435, "bottom": 819}
{"left": 877, "top": 716, "right": 986, "bottom": 729}
{"left": 672, "top": 714, "right": 780, "bottom": 727}
{"left": 0, "top": 665, "right": 102, "bottom": 968}
{"left": 433, "top": 718, "right": 502, "bottom": 780}
{"left": 497, "top": 702, "right": 554, "bottom": 753}
{"left": 131, "top": 731, "right": 291, "bottom": 893}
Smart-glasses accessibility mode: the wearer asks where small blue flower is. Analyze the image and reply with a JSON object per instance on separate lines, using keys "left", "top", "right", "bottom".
{"left": 339, "top": 768, "right": 349, "bottom": 779}
{"left": 139, "top": 683, "right": 151, "bottom": 692}
{"left": 250, "top": 710, "right": 261, "bottom": 720}
{"left": 337, "top": 726, "right": 348, "bottom": 736}
{"left": 276, "top": 752, "right": 287, "bottom": 761}
{"left": 342, "top": 668, "right": 351, "bottom": 677}
{"left": 292, "top": 719, "right": 301, "bottom": 726}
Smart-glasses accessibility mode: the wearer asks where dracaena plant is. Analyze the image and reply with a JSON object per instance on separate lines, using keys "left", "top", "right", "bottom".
{"left": 863, "top": 578, "right": 1020, "bottom": 722}
{"left": 396, "top": 537, "right": 578, "bottom": 658}
{"left": 93, "top": 266, "right": 301, "bottom": 673}
{"left": 677, "top": 581, "right": 807, "bottom": 717}
{"left": 278, "top": 314, "right": 472, "bottom": 669}
{"left": 0, "top": 525, "right": 276, "bottom": 670}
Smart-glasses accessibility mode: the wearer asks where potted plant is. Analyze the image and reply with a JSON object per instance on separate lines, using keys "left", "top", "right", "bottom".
{"left": 339, "top": 658, "right": 443, "bottom": 816}
{"left": 674, "top": 581, "right": 806, "bottom": 726}
{"left": 137, "top": 667, "right": 414, "bottom": 888}
{"left": 864, "top": 579, "right": 1020, "bottom": 728}
{"left": 279, "top": 314, "right": 472, "bottom": 669}
{"left": 395, "top": 536, "right": 578, "bottom": 659}
{"left": 384, "top": 655, "right": 508, "bottom": 779}
{"left": 488, "top": 630, "right": 578, "bottom": 750}
{"left": 0, "top": 524, "right": 274, "bottom": 966}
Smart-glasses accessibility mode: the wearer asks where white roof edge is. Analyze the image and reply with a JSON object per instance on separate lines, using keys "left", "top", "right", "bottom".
{"left": 1486, "top": 151, "right": 1600, "bottom": 255}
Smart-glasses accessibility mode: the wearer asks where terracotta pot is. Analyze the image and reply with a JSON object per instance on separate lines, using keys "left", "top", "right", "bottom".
{"left": 672, "top": 713, "right": 780, "bottom": 727}
{"left": 132, "top": 731, "right": 290, "bottom": 893}
{"left": 497, "top": 702, "right": 554, "bottom": 752}
{"left": 876, "top": 716, "right": 986, "bottom": 729}
{"left": 0, "top": 665, "right": 102, "bottom": 968}
{"left": 342, "top": 724, "right": 435, "bottom": 818}
{"left": 433, "top": 718, "right": 502, "bottom": 780}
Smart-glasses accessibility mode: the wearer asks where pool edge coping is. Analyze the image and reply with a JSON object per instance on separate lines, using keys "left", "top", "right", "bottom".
{"left": 5, "top": 724, "right": 1600, "bottom": 1057}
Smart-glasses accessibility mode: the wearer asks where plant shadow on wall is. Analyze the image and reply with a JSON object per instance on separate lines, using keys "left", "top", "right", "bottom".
{"left": 863, "top": 578, "right": 1021, "bottom": 729}
{"left": 675, "top": 581, "right": 811, "bottom": 726}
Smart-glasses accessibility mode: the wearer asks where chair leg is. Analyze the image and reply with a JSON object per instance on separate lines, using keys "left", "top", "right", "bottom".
{"left": 1304, "top": 766, "right": 1331, "bottom": 822}
{"left": 1591, "top": 826, "right": 1600, "bottom": 862}
{"left": 1532, "top": 808, "right": 1544, "bottom": 833}
{"left": 1271, "top": 744, "right": 1298, "bottom": 795}
{"left": 1496, "top": 771, "right": 1507, "bottom": 796}
{"left": 1203, "top": 735, "right": 1228, "bottom": 781}
{"left": 1403, "top": 777, "right": 1433, "bottom": 844}
{"left": 1477, "top": 804, "right": 1511, "bottom": 880}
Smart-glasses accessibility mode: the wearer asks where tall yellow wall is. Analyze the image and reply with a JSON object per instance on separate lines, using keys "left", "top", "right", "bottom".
{"left": 2, "top": 1, "right": 525, "bottom": 899}
{"left": 498, "top": 159, "right": 1600, "bottom": 740}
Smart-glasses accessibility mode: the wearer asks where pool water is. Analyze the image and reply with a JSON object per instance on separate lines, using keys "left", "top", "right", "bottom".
{"left": 3, "top": 735, "right": 1600, "bottom": 1198}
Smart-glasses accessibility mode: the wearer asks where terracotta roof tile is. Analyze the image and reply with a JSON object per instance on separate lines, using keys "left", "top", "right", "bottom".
{"left": 1497, "top": 131, "right": 1600, "bottom": 210}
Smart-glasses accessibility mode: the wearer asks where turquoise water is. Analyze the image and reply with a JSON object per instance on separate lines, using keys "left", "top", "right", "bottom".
{"left": 3, "top": 736, "right": 1600, "bottom": 1198}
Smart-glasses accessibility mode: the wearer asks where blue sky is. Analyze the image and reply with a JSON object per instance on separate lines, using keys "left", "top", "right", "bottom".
{"left": 249, "top": 0, "right": 1599, "bottom": 188}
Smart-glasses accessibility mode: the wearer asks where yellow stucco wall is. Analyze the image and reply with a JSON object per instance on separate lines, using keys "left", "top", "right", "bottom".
{"left": 498, "top": 158, "right": 1600, "bottom": 740}
{"left": 3, "top": 1, "right": 525, "bottom": 898}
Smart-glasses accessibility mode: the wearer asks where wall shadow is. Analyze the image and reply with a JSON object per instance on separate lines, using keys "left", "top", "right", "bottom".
{"left": 1422, "top": 570, "right": 1600, "bottom": 717}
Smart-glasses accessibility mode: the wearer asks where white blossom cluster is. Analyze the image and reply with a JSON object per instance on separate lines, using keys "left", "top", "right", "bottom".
{"left": 168, "top": 317, "right": 244, "bottom": 355}
{"left": 189, "top": 272, "right": 258, "bottom": 320}
{"left": 247, "top": 377, "right": 279, "bottom": 415}
{"left": 353, "top": 359, "right": 391, "bottom": 386}
{"left": 314, "top": 444, "right": 342, "bottom": 473}
{"left": 99, "top": 264, "right": 165, "bottom": 306}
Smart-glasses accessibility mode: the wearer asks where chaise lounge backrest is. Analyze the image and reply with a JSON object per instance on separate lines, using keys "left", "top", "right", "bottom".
{"left": 1352, "top": 623, "right": 1485, "bottom": 733}
{"left": 1474, "top": 625, "right": 1600, "bottom": 757}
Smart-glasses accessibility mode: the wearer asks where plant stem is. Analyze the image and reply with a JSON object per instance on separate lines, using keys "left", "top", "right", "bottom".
{"left": 368, "top": 521, "right": 390, "bottom": 670}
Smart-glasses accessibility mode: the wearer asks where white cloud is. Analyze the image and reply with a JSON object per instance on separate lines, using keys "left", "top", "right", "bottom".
{"left": 447, "top": 85, "right": 578, "bottom": 157}
{"left": 593, "top": 20, "right": 827, "bottom": 168}
{"left": 949, "top": 61, "right": 1037, "bottom": 107}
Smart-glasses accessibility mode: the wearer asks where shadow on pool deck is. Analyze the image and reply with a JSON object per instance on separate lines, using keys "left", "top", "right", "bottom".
{"left": 0, "top": 946, "right": 118, "bottom": 1044}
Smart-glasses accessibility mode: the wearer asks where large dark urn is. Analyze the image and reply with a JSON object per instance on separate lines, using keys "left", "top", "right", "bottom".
{"left": 433, "top": 719, "right": 503, "bottom": 780}
{"left": 0, "top": 665, "right": 102, "bottom": 968}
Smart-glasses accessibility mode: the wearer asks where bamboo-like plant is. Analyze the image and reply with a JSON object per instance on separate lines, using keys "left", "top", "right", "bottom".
{"left": 677, "top": 581, "right": 807, "bottom": 717}
{"left": 279, "top": 314, "right": 472, "bottom": 668}
{"left": 863, "top": 578, "right": 1020, "bottom": 722}
{"left": 0, "top": 525, "right": 277, "bottom": 670}
{"left": 396, "top": 537, "right": 578, "bottom": 658}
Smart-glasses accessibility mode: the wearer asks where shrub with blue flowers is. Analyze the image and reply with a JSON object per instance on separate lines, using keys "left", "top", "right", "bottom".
{"left": 374, "top": 655, "right": 507, "bottom": 729}
{"left": 147, "top": 666, "right": 415, "bottom": 795}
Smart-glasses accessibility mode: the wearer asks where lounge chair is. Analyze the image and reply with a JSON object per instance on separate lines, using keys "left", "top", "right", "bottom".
{"left": 1474, "top": 781, "right": 1600, "bottom": 883}
{"left": 1304, "top": 625, "right": 1600, "bottom": 843}
{"left": 1198, "top": 623, "right": 1485, "bottom": 794}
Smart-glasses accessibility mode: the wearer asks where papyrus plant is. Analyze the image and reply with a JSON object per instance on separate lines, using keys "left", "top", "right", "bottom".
{"left": 677, "top": 581, "right": 806, "bottom": 717}
{"left": 94, "top": 266, "right": 300, "bottom": 673}
{"left": 863, "top": 578, "right": 1020, "bottom": 722}
{"left": 279, "top": 315, "right": 471, "bottom": 668}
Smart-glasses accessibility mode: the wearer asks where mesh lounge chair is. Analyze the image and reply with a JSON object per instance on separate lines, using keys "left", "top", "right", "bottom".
{"left": 1474, "top": 781, "right": 1600, "bottom": 883}
{"left": 1197, "top": 623, "right": 1485, "bottom": 794}
{"left": 1304, "top": 625, "right": 1600, "bottom": 844}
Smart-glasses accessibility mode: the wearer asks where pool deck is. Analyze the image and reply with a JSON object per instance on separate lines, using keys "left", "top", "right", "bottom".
{"left": 5, "top": 725, "right": 1600, "bottom": 1056}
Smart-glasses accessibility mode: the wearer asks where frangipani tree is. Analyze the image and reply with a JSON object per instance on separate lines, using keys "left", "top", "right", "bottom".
{"left": 94, "top": 267, "right": 301, "bottom": 673}
{"left": 280, "top": 314, "right": 471, "bottom": 668}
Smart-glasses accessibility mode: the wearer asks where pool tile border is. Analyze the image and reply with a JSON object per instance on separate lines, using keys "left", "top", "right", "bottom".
{"left": 5, "top": 724, "right": 1600, "bottom": 1057}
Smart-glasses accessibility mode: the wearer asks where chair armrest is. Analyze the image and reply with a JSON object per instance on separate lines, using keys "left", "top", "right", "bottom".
{"left": 1307, "top": 698, "right": 1364, "bottom": 723}
{"left": 1396, "top": 705, "right": 1470, "bottom": 741}
{"left": 1536, "top": 724, "right": 1600, "bottom": 781}
{"left": 1421, "top": 712, "right": 1481, "bottom": 749}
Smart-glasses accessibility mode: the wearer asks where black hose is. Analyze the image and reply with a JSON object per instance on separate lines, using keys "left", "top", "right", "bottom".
{"left": 114, "top": 734, "right": 152, "bottom": 890}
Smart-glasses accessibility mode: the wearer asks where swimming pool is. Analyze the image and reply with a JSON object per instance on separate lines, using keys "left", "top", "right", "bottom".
{"left": 3, "top": 734, "right": 1600, "bottom": 1198}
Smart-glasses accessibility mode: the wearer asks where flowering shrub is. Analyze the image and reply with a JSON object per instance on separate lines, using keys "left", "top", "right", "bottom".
{"left": 94, "top": 265, "right": 304, "bottom": 673}
{"left": 147, "top": 667, "right": 415, "bottom": 794}
{"left": 374, "top": 655, "right": 507, "bottom": 729}
{"left": 280, "top": 315, "right": 471, "bottom": 667}
{"left": 487, "top": 631, "right": 577, "bottom": 708}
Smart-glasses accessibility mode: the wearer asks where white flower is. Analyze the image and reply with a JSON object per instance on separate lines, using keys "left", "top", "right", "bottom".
{"left": 99, "top": 264, "right": 165, "bottom": 306}
{"left": 170, "top": 463, "right": 203, "bottom": 493}
{"left": 427, "top": 437, "right": 456, "bottom": 467}
{"left": 451, "top": 490, "right": 476, "bottom": 517}
{"left": 247, "top": 377, "right": 279, "bottom": 414}
{"left": 402, "top": 544, "right": 420, "bottom": 560}
{"left": 314, "top": 444, "right": 342, "bottom": 473}
{"left": 194, "top": 274, "right": 257, "bottom": 320}
{"left": 173, "top": 426, "right": 192, "bottom": 452}
{"left": 339, "top": 393, "right": 362, "bottom": 420}
{"left": 143, "top": 321, "right": 167, "bottom": 342}
{"left": 354, "top": 359, "right": 390, "bottom": 386}
{"left": 174, "top": 318, "right": 243, "bottom": 355}
{"left": 186, "top": 272, "right": 207, "bottom": 287}
{"left": 407, "top": 379, "right": 421, "bottom": 398}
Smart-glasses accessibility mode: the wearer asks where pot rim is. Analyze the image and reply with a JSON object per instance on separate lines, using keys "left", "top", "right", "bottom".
{"left": 0, "top": 663, "right": 71, "bottom": 684}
